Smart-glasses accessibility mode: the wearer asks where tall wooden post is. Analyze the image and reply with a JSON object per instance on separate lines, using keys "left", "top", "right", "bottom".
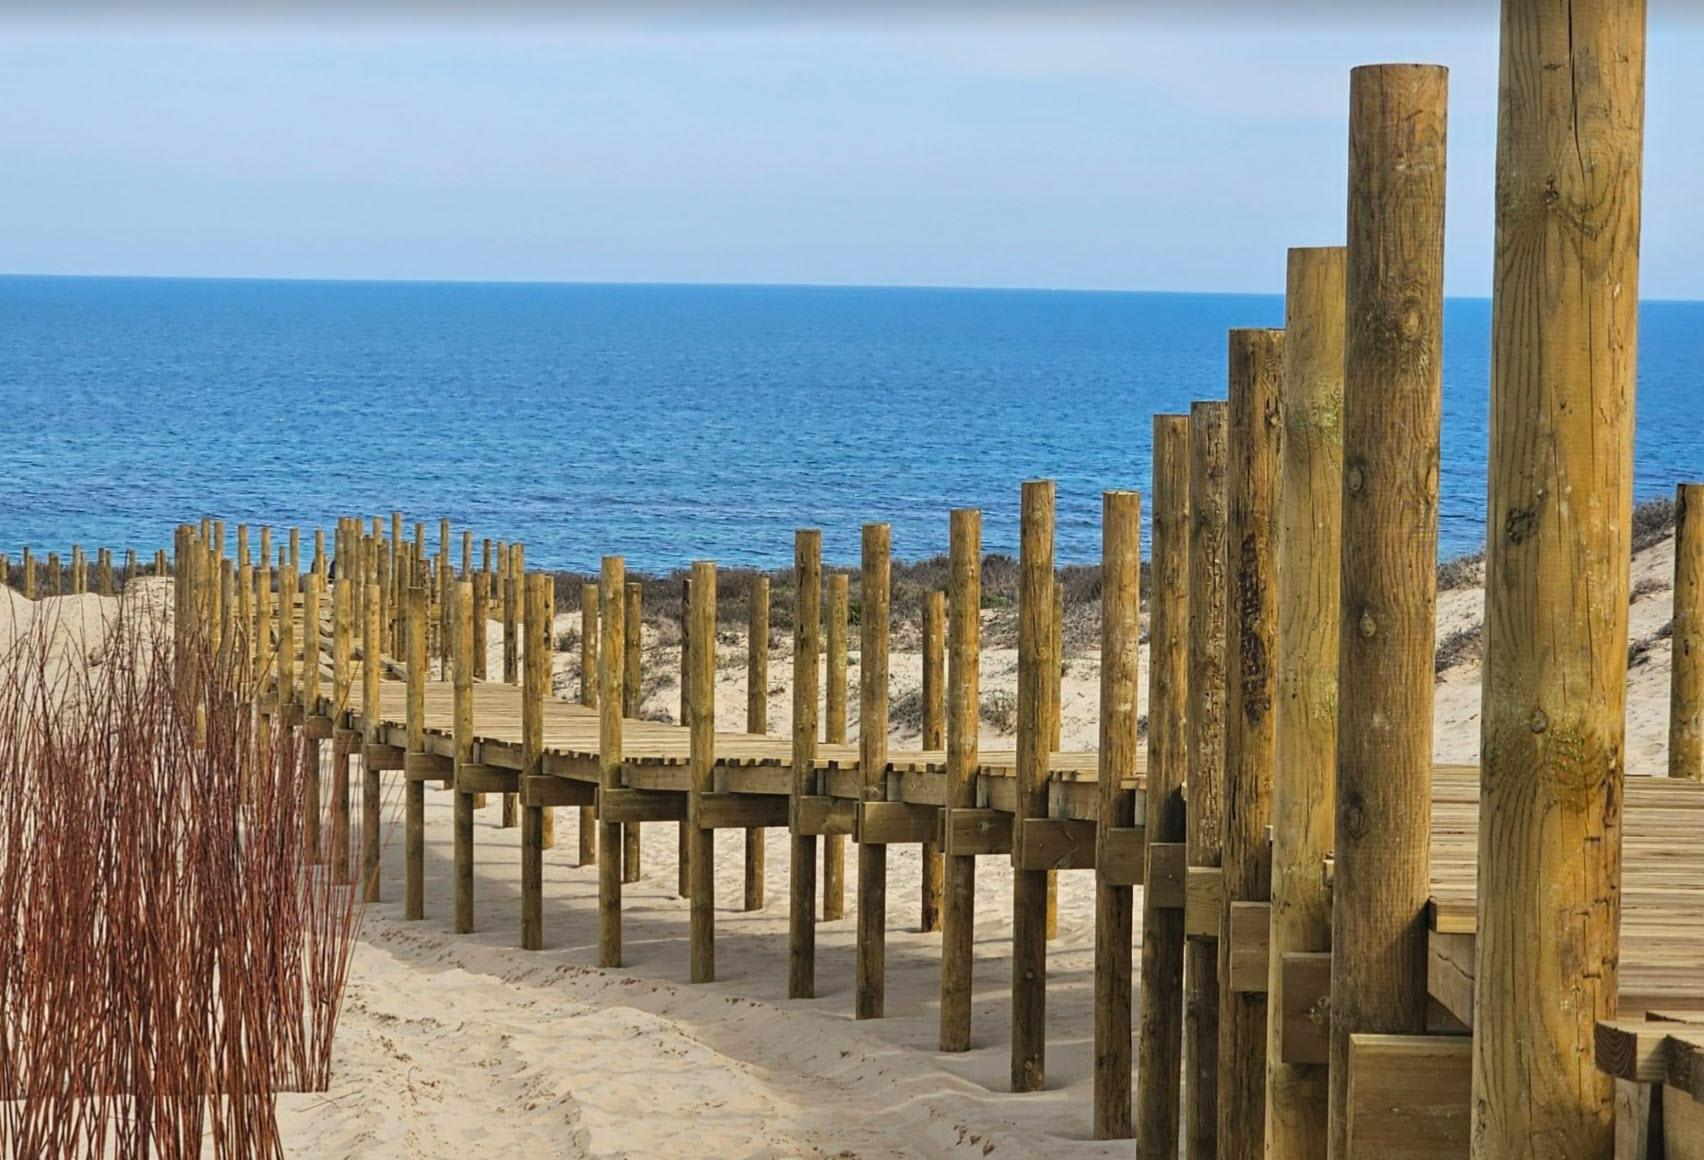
{"left": 330, "top": 576, "right": 353, "bottom": 886}
{"left": 21, "top": 548, "right": 34, "bottom": 600}
{"left": 1671, "top": 484, "right": 1703, "bottom": 781}
{"left": 501, "top": 543, "right": 523, "bottom": 829}
{"left": 623, "top": 581, "right": 644, "bottom": 881}
{"left": 580, "top": 582, "right": 600, "bottom": 868}
{"left": 788, "top": 530, "right": 823, "bottom": 999}
{"left": 1266, "top": 245, "right": 1346, "bottom": 1159}
{"left": 473, "top": 570, "right": 489, "bottom": 682}
{"left": 302, "top": 572, "right": 324, "bottom": 863}
{"left": 404, "top": 583, "right": 426, "bottom": 919}
{"left": 521, "top": 572, "right": 552, "bottom": 950}
{"left": 688, "top": 560, "right": 717, "bottom": 983}
{"left": 855, "top": 524, "right": 892, "bottom": 1021}
{"left": 598, "top": 558, "right": 626, "bottom": 967}
{"left": 1329, "top": 64, "right": 1448, "bottom": 1160}
{"left": 1098, "top": 488, "right": 1145, "bottom": 1141}
{"left": 677, "top": 575, "right": 692, "bottom": 899}
{"left": 919, "top": 590, "right": 945, "bottom": 933}
{"left": 824, "top": 573, "right": 850, "bottom": 921}
{"left": 437, "top": 518, "right": 451, "bottom": 679}
{"left": 745, "top": 577, "right": 770, "bottom": 911}
{"left": 1012, "top": 481, "right": 1053, "bottom": 1091}
{"left": 1185, "top": 400, "right": 1230, "bottom": 1160}
{"left": 453, "top": 580, "right": 476, "bottom": 933}
{"left": 361, "top": 578, "right": 381, "bottom": 901}
{"left": 1136, "top": 416, "right": 1190, "bottom": 1150}
{"left": 1473, "top": 3, "right": 1644, "bottom": 1153}
{"left": 938, "top": 510, "right": 981, "bottom": 1052}
{"left": 1219, "top": 328, "right": 1284, "bottom": 1157}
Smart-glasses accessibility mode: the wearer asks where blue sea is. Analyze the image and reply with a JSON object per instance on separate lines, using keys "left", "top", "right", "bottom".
{"left": 3, "top": 276, "right": 1700, "bottom": 572}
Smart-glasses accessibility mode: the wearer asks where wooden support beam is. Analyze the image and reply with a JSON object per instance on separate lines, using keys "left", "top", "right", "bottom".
{"left": 361, "top": 578, "right": 382, "bottom": 901}
{"left": 939, "top": 507, "right": 981, "bottom": 1052}
{"left": 1228, "top": 901, "right": 1272, "bottom": 993}
{"left": 1143, "top": 840, "right": 1185, "bottom": 902}
{"left": 687, "top": 560, "right": 716, "bottom": 983}
{"left": 520, "top": 776, "right": 596, "bottom": 808}
{"left": 788, "top": 528, "right": 823, "bottom": 1000}
{"left": 1220, "top": 326, "right": 1284, "bottom": 1156}
{"left": 677, "top": 576, "right": 692, "bottom": 900}
{"left": 403, "top": 751, "right": 453, "bottom": 782}
{"left": 1011, "top": 480, "right": 1052, "bottom": 1091}
{"left": 855, "top": 800, "right": 937, "bottom": 846}
{"left": 701, "top": 793, "right": 790, "bottom": 830}
{"left": 623, "top": 580, "right": 643, "bottom": 883}
{"left": 598, "top": 558, "right": 625, "bottom": 967}
{"left": 856, "top": 522, "right": 891, "bottom": 1021}
{"left": 744, "top": 576, "right": 769, "bottom": 912}
{"left": 1331, "top": 63, "right": 1447, "bottom": 1160}
{"left": 1184, "top": 399, "right": 1230, "bottom": 1158}
{"left": 580, "top": 581, "right": 599, "bottom": 869}
{"left": 520, "top": 572, "right": 551, "bottom": 950}
{"left": 793, "top": 794, "right": 854, "bottom": 837}
{"left": 1015, "top": 817, "right": 1096, "bottom": 871}
{"left": 500, "top": 542, "right": 522, "bottom": 829}
{"left": 1267, "top": 244, "right": 1346, "bottom": 1159}
{"left": 1346, "top": 1034, "right": 1470, "bottom": 1158}
{"left": 1427, "top": 930, "right": 1476, "bottom": 1031}
{"left": 1673, "top": 482, "right": 1703, "bottom": 781}
{"left": 363, "top": 743, "right": 405, "bottom": 770}
{"left": 452, "top": 579, "right": 475, "bottom": 934}
{"left": 302, "top": 572, "right": 324, "bottom": 864}
{"left": 823, "top": 571, "right": 849, "bottom": 922}
{"left": 457, "top": 764, "right": 519, "bottom": 795}
{"left": 599, "top": 787, "right": 686, "bottom": 823}
{"left": 1280, "top": 952, "right": 1332, "bottom": 1066}
{"left": 330, "top": 575, "right": 352, "bottom": 887}
{"left": 1186, "top": 866, "right": 1223, "bottom": 940}
{"left": 403, "top": 582, "right": 425, "bottom": 918}
{"left": 919, "top": 589, "right": 945, "bottom": 932}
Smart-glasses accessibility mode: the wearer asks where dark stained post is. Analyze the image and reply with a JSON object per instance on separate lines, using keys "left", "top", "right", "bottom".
{"left": 855, "top": 524, "right": 892, "bottom": 1020}
{"left": 788, "top": 530, "right": 823, "bottom": 998}
{"left": 938, "top": 509, "right": 981, "bottom": 1052}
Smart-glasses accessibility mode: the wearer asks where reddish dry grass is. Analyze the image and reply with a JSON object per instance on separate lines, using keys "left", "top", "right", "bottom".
{"left": 1, "top": 597, "right": 363, "bottom": 1158}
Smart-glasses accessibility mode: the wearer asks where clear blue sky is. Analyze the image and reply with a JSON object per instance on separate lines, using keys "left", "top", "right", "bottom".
{"left": 4, "top": 8, "right": 1701, "bottom": 299}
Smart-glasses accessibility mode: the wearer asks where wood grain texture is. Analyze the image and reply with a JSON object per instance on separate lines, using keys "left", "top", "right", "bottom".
{"left": 824, "top": 573, "right": 850, "bottom": 922}
{"left": 920, "top": 590, "right": 946, "bottom": 933}
{"left": 788, "top": 530, "right": 822, "bottom": 999}
{"left": 1673, "top": 484, "right": 1703, "bottom": 781}
{"left": 688, "top": 560, "right": 717, "bottom": 983}
{"left": 580, "top": 582, "right": 600, "bottom": 868}
{"left": 599, "top": 559, "right": 626, "bottom": 967}
{"left": 745, "top": 577, "right": 769, "bottom": 912}
{"left": 520, "top": 573, "right": 551, "bottom": 950}
{"left": 1474, "top": 3, "right": 1645, "bottom": 1154}
{"left": 404, "top": 582, "right": 425, "bottom": 917}
{"left": 453, "top": 580, "right": 475, "bottom": 933}
{"left": 1011, "top": 481, "right": 1053, "bottom": 1092}
{"left": 623, "top": 580, "right": 644, "bottom": 882}
{"left": 856, "top": 524, "right": 891, "bottom": 1020}
{"left": 940, "top": 509, "right": 981, "bottom": 1053}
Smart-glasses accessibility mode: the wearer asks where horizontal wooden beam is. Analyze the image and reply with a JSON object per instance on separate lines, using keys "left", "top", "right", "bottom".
{"left": 697, "top": 792, "right": 789, "bottom": 830}
{"left": 793, "top": 794, "right": 856, "bottom": 837}
{"left": 1346, "top": 1034, "right": 1471, "bottom": 1158}
{"left": 1145, "top": 840, "right": 1186, "bottom": 906}
{"left": 1098, "top": 825, "right": 1146, "bottom": 886}
{"left": 456, "top": 763, "right": 519, "bottom": 795}
{"left": 522, "top": 776, "right": 597, "bottom": 808}
{"left": 939, "top": 807, "right": 1011, "bottom": 856}
{"left": 363, "top": 742, "right": 405, "bottom": 770}
{"left": 1227, "top": 900, "right": 1271, "bottom": 993}
{"left": 303, "top": 714, "right": 334, "bottom": 740}
{"left": 599, "top": 787, "right": 685, "bottom": 823}
{"left": 1185, "top": 865, "right": 1223, "bottom": 939}
{"left": 403, "top": 751, "right": 453, "bottom": 783}
{"left": 856, "top": 801, "right": 938, "bottom": 845}
{"left": 1279, "top": 951, "right": 1332, "bottom": 1065}
{"left": 1014, "top": 817, "right": 1097, "bottom": 871}
{"left": 1427, "top": 929, "right": 1477, "bottom": 1030}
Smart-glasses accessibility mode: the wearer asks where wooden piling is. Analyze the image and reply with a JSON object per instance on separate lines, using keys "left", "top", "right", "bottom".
{"left": 1219, "top": 327, "right": 1284, "bottom": 1157}
{"left": 22, "top": 548, "right": 34, "bottom": 600}
{"left": 362, "top": 579, "right": 382, "bottom": 902}
{"left": 1136, "top": 417, "right": 1190, "bottom": 1150}
{"left": 1473, "top": 3, "right": 1644, "bottom": 1151}
{"left": 745, "top": 577, "right": 770, "bottom": 911}
{"left": 688, "top": 560, "right": 717, "bottom": 983}
{"left": 473, "top": 570, "right": 490, "bottom": 682}
{"left": 501, "top": 543, "right": 523, "bottom": 829}
{"left": 405, "top": 582, "right": 426, "bottom": 919}
{"left": 303, "top": 574, "right": 323, "bottom": 863}
{"left": 599, "top": 559, "right": 627, "bottom": 967}
{"left": 1012, "top": 481, "right": 1053, "bottom": 1091}
{"left": 677, "top": 576, "right": 692, "bottom": 899}
{"left": 939, "top": 510, "right": 981, "bottom": 1052}
{"left": 1098, "top": 488, "right": 1144, "bottom": 1141}
{"left": 437, "top": 518, "right": 452, "bottom": 679}
{"left": 453, "top": 580, "right": 475, "bottom": 933}
{"left": 580, "top": 582, "right": 600, "bottom": 868}
{"left": 520, "top": 572, "right": 553, "bottom": 950}
{"left": 920, "top": 590, "right": 945, "bottom": 933}
{"left": 1672, "top": 484, "right": 1703, "bottom": 781}
{"left": 824, "top": 572, "right": 849, "bottom": 921}
{"left": 1185, "top": 399, "right": 1230, "bottom": 1159}
{"left": 623, "top": 580, "right": 644, "bottom": 882}
{"left": 1047, "top": 584, "right": 1062, "bottom": 942}
{"left": 789, "top": 530, "right": 823, "bottom": 999}
{"left": 331, "top": 577, "right": 353, "bottom": 887}
{"left": 856, "top": 524, "right": 892, "bottom": 1021}
{"left": 1328, "top": 64, "right": 1447, "bottom": 1160}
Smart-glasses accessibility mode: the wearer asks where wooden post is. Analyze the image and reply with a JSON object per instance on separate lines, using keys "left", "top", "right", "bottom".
{"left": 598, "top": 559, "right": 626, "bottom": 966}
{"left": 1186, "top": 399, "right": 1230, "bottom": 1159}
{"left": 362, "top": 579, "right": 382, "bottom": 902}
{"left": 1098, "top": 488, "right": 1144, "bottom": 1141}
{"left": 919, "top": 590, "right": 945, "bottom": 933}
{"left": 580, "top": 582, "right": 600, "bottom": 868}
{"left": 623, "top": 580, "right": 643, "bottom": 882}
{"left": 1047, "top": 584, "right": 1062, "bottom": 942}
{"left": 824, "top": 572, "right": 849, "bottom": 921}
{"left": 405, "top": 582, "right": 426, "bottom": 919}
{"left": 331, "top": 577, "right": 353, "bottom": 887}
{"left": 501, "top": 543, "right": 523, "bottom": 829}
{"left": 1328, "top": 64, "right": 1447, "bottom": 1160}
{"left": 856, "top": 523, "right": 891, "bottom": 1021}
{"left": 1672, "top": 483, "right": 1703, "bottom": 781}
{"left": 461, "top": 529, "right": 471, "bottom": 579}
{"left": 437, "top": 518, "right": 451, "bottom": 679}
{"left": 453, "top": 580, "right": 476, "bottom": 933}
{"left": 521, "top": 572, "right": 552, "bottom": 950}
{"left": 473, "top": 570, "right": 490, "bottom": 682}
{"left": 1137, "top": 416, "right": 1192, "bottom": 1149}
{"left": 277, "top": 547, "right": 296, "bottom": 721}
{"left": 1266, "top": 245, "right": 1346, "bottom": 1159}
{"left": 1012, "top": 481, "right": 1053, "bottom": 1091}
{"left": 1219, "top": 327, "right": 1284, "bottom": 1157}
{"left": 98, "top": 548, "right": 113, "bottom": 596}
{"left": 22, "top": 548, "right": 34, "bottom": 600}
{"left": 938, "top": 511, "right": 980, "bottom": 1052}
{"left": 1474, "top": 4, "right": 1644, "bottom": 1152}
{"left": 744, "top": 576, "right": 769, "bottom": 911}
{"left": 688, "top": 560, "right": 717, "bottom": 983}
{"left": 303, "top": 572, "right": 323, "bottom": 864}
{"left": 678, "top": 575, "right": 692, "bottom": 899}
{"left": 789, "top": 531, "right": 822, "bottom": 999}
